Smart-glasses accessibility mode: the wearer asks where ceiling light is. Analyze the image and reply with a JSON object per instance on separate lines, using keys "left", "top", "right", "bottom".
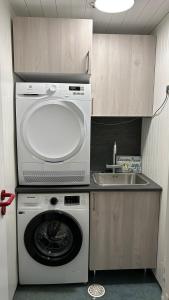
{"left": 95, "top": 0, "right": 135, "bottom": 13}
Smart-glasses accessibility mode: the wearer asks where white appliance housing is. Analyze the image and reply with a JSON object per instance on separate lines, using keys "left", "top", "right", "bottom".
{"left": 17, "top": 193, "right": 89, "bottom": 284}
{"left": 16, "top": 83, "right": 91, "bottom": 185}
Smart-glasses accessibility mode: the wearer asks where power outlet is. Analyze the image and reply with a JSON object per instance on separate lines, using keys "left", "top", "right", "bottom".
{"left": 161, "top": 293, "right": 169, "bottom": 300}
{"left": 160, "top": 260, "right": 166, "bottom": 285}
{"left": 163, "top": 266, "right": 166, "bottom": 282}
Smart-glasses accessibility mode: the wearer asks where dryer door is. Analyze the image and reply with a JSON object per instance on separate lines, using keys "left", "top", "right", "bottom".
{"left": 24, "top": 211, "right": 83, "bottom": 266}
{"left": 21, "top": 100, "right": 85, "bottom": 162}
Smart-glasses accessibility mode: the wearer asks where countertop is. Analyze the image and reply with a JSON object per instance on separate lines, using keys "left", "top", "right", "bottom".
{"left": 15, "top": 172, "right": 162, "bottom": 193}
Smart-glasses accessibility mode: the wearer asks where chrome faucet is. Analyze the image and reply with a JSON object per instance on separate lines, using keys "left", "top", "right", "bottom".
{"left": 106, "top": 141, "right": 122, "bottom": 173}
{"left": 113, "top": 141, "right": 117, "bottom": 166}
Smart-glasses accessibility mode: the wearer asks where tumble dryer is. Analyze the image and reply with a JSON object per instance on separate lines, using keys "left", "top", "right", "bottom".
{"left": 16, "top": 83, "right": 91, "bottom": 185}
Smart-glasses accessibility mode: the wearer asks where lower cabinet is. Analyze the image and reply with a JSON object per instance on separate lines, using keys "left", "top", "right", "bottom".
{"left": 90, "top": 191, "right": 160, "bottom": 270}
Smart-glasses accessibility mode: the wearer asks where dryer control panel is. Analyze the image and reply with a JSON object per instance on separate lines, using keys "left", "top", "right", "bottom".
{"left": 16, "top": 82, "right": 91, "bottom": 101}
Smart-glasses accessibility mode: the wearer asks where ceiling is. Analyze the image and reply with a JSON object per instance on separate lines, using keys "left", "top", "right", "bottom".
{"left": 9, "top": 0, "right": 169, "bottom": 34}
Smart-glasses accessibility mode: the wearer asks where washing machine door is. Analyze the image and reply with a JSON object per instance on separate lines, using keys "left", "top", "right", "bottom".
{"left": 21, "top": 100, "right": 85, "bottom": 162}
{"left": 24, "top": 211, "right": 83, "bottom": 266}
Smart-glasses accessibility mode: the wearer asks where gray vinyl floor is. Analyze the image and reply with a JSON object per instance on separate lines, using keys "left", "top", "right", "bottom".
{"left": 13, "top": 270, "right": 161, "bottom": 300}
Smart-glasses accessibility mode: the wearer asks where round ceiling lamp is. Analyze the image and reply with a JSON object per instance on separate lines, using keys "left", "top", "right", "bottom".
{"left": 95, "top": 0, "right": 135, "bottom": 13}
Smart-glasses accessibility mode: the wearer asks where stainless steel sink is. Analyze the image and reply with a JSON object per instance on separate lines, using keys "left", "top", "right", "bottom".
{"left": 93, "top": 173, "right": 149, "bottom": 186}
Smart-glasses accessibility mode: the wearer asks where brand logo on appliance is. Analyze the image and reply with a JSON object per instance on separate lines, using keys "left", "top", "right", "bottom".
{"left": 73, "top": 92, "right": 84, "bottom": 95}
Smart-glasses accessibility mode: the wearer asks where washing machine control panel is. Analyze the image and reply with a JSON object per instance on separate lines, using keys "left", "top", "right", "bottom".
{"left": 64, "top": 196, "right": 80, "bottom": 205}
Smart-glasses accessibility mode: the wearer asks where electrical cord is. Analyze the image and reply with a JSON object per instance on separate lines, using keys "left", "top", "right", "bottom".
{"left": 153, "top": 90, "right": 169, "bottom": 118}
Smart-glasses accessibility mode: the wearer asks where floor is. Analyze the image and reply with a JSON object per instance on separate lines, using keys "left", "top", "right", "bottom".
{"left": 13, "top": 270, "right": 161, "bottom": 300}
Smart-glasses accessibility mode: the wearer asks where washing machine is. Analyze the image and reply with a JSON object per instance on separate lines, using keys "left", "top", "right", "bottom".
{"left": 16, "top": 83, "right": 91, "bottom": 185}
{"left": 17, "top": 193, "right": 89, "bottom": 284}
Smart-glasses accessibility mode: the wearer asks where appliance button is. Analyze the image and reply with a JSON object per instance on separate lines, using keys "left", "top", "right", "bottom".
{"left": 50, "top": 197, "right": 58, "bottom": 205}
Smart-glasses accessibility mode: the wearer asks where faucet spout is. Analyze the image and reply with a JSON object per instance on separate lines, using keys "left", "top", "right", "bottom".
{"left": 113, "top": 141, "right": 117, "bottom": 165}
{"left": 106, "top": 141, "right": 121, "bottom": 173}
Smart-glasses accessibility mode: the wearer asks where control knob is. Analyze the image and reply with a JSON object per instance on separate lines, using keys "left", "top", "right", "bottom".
{"left": 50, "top": 197, "right": 58, "bottom": 205}
{"left": 47, "top": 85, "right": 56, "bottom": 94}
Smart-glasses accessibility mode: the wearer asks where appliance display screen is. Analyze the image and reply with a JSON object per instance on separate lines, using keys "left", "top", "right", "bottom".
{"left": 69, "top": 86, "right": 81, "bottom": 91}
{"left": 64, "top": 196, "right": 80, "bottom": 205}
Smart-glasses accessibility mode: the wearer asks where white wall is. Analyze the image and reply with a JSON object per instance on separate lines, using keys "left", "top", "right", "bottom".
{"left": 0, "top": 0, "right": 17, "bottom": 298}
{"left": 142, "top": 13, "right": 169, "bottom": 289}
{"left": 0, "top": 62, "right": 9, "bottom": 300}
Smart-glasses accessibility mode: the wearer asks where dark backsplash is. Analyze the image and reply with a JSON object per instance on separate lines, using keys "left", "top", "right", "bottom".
{"left": 91, "top": 117, "right": 142, "bottom": 171}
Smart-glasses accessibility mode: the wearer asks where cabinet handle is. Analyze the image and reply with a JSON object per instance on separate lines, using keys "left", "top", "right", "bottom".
{"left": 86, "top": 51, "right": 91, "bottom": 75}
{"left": 93, "top": 194, "right": 96, "bottom": 211}
{"left": 92, "top": 98, "right": 94, "bottom": 115}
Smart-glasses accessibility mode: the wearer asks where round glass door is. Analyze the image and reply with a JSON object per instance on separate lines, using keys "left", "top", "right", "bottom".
{"left": 21, "top": 100, "right": 85, "bottom": 162}
{"left": 24, "top": 211, "right": 83, "bottom": 266}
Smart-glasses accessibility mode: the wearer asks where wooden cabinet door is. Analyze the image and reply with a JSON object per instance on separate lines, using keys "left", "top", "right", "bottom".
{"left": 92, "top": 34, "right": 155, "bottom": 116}
{"left": 13, "top": 17, "right": 93, "bottom": 76}
{"left": 90, "top": 191, "right": 160, "bottom": 270}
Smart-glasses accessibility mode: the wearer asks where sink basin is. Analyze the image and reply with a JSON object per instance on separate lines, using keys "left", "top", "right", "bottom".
{"left": 93, "top": 173, "right": 149, "bottom": 186}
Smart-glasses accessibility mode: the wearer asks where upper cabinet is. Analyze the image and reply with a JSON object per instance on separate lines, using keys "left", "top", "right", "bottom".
{"left": 13, "top": 17, "right": 93, "bottom": 82}
{"left": 92, "top": 34, "right": 156, "bottom": 116}
{"left": 13, "top": 19, "right": 155, "bottom": 116}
